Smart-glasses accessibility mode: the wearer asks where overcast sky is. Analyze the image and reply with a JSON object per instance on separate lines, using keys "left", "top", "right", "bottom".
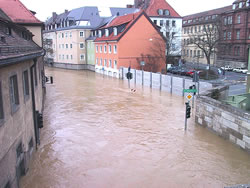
{"left": 20, "top": 0, "right": 235, "bottom": 21}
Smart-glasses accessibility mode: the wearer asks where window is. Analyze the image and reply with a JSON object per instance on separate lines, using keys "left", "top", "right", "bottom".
{"left": 239, "top": 2, "right": 242, "bottom": 8}
{"left": 166, "top": 20, "right": 169, "bottom": 27}
{"left": 100, "top": 59, "right": 103, "bottom": 66}
{"left": 80, "top": 43, "right": 85, "bottom": 49}
{"left": 194, "top": 26, "right": 197, "bottom": 33}
{"left": 96, "top": 45, "right": 98, "bottom": 53}
{"left": 114, "top": 45, "right": 117, "bottom": 54}
{"left": 109, "top": 60, "right": 112, "bottom": 68}
{"left": 172, "top": 32, "right": 176, "bottom": 38}
{"left": 23, "top": 70, "right": 29, "bottom": 100}
{"left": 228, "top": 16, "right": 232, "bottom": 25}
{"left": 59, "top": 44, "right": 61, "bottom": 49}
{"left": 70, "top": 32, "right": 72, "bottom": 37}
{"left": 62, "top": 44, "right": 64, "bottom": 48}
{"left": 105, "top": 29, "right": 109, "bottom": 37}
{"left": 187, "top": 50, "right": 189, "bottom": 57}
{"left": 198, "top": 50, "right": 200, "bottom": 57}
{"left": 98, "top": 30, "right": 102, "bottom": 37}
{"left": 80, "top": 54, "right": 85, "bottom": 61}
{"left": 198, "top": 26, "right": 201, "bottom": 32}
{"left": 80, "top": 31, "right": 84, "bottom": 37}
{"left": 232, "top": 4, "right": 236, "bottom": 9}
{"left": 62, "top": 55, "right": 64, "bottom": 60}
{"left": 158, "top": 9, "right": 163, "bottom": 15}
{"left": 224, "top": 31, "right": 227, "bottom": 40}
{"left": 65, "top": 32, "right": 68, "bottom": 38}
{"left": 184, "top": 39, "right": 186, "bottom": 45}
{"left": 96, "top": 58, "right": 98, "bottom": 65}
{"left": 165, "top": 10, "right": 170, "bottom": 15}
{"left": 114, "top": 60, "right": 117, "bottom": 69}
{"left": 172, "top": 20, "right": 176, "bottom": 27}
{"left": 160, "top": 20, "right": 163, "bottom": 26}
{"left": 104, "top": 59, "right": 107, "bottom": 67}
{"left": 236, "top": 29, "right": 240, "bottom": 39}
{"left": 114, "top": 27, "right": 117, "bottom": 36}
{"left": 190, "top": 50, "right": 192, "bottom": 57}
{"left": 228, "top": 32, "right": 232, "bottom": 40}
{"left": 235, "top": 46, "right": 240, "bottom": 56}
{"left": 62, "top": 33, "right": 64, "bottom": 38}
{"left": 109, "top": 45, "right": 112, "bottom": 53}
{"left": 104, "top": 45, "right": 107, "bottom": 53}
{"left": 224, "top": 17, "right": 227, "bottom": 25}
{"left": 154, "top": 20, "right": 157, "bottom": 25}
{"left": 191, "top": 27, "right": 193, "bottom": 33}
{"left": 66, "top": 44, "right": 68, "bottom": 49}
{"left": 9, "top": 75, "right": 19, "bottom": 112}
{"left": 249, "top": 29, "right": 250, "bottom": 39}
{"left": 59, "top": 55, "right": 61, "bottom": 59}
{"left": 194, "top": 50, "right": 196, "bottom": 57}
{"left": 237, "top": 15, "right": 241, "bottom": 24}
{"left": 71, "top": 55, "right": 73, "bottom": 60}
{"left": 70, "top": 44, "right": 72, "bottom": 48}
{"left": 184, "top": 28, "right": 186, "bottom": 34}
{"left": 66, "top": 55, "right": 69, "bottom": 59}
{"left": 0, "top": 82, "right": 4, "bottom": 121}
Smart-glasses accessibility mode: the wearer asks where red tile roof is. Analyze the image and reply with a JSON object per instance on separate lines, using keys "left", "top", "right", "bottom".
{"left": 145, "top": 0, "right": 181, "bottom": 18}
{"left": 0, "top": 0, "right": 42, "bottom": 24}
{"left": 95, "top": 11, "right": 142, "bottom": 42}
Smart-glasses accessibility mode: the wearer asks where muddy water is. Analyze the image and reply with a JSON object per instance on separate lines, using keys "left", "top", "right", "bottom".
{"left": 20, "top": 68, "right": 250, "bottom": 188}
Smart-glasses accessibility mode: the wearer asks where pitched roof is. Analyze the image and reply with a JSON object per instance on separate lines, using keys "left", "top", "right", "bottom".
{"left": 0, "top": 0, "right": 42, "bottom": 24}
{"left": 183, "top": 5, "right": 232, "bottom": 21}
{"left": 95, "top": 11, "right": 166, "bottom": 43}
{"left": 145, "top": 0, "right": 181, "bottom": 18}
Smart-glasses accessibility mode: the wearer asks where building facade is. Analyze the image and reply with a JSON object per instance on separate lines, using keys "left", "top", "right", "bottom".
{"left": 134, "top": 0, "right": 182, "bottom": 65}
{"left": 217, "top": 0, "right": 250, "bottom": 68}
{"left": 94, "top": 11, "right": 166, "bottom": 76}
{"left": 44, "top": 7, "right": 138, "bottom": 70}
{"left": 182, "top": 0, "right": 250, "bottom": 68}
{"left": 0, "top": 13, "right": 45, "bottom": 188}
{"left": 0, "top": 0, "right": 44, "bottom": 47}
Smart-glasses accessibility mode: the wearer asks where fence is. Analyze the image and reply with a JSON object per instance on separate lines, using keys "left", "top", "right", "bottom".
{"left": 120, "top": 67, "right": 212, "bottom": 96}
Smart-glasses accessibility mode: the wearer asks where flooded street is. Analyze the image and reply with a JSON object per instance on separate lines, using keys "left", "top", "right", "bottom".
{"left": 21, "top": 68, "right": 250, "bottom": 188}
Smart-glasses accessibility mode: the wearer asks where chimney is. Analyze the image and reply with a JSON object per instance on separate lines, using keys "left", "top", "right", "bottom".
{"left": 134, "top": 0, "right": 139, "bottom": 8}
{"left": 127, "top": 4, "right": 133, "bottom": 8}
{"left": 52, "top": 12, "right": 57, "bottom": 21}
{"left": 65, "top": 9, "right": 68, "bottom": 13}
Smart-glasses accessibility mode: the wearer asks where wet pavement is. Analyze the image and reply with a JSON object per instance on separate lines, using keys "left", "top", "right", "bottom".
{"left": 20, "top": 67, "right": 250, "bottom": 188}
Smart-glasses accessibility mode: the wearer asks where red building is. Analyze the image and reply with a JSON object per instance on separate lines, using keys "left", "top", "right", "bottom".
{"left": 94, "top": 11, "right": 166, "bottom": 74}
{"left": 218, "top": 0, "right": 250, "bottom": 68}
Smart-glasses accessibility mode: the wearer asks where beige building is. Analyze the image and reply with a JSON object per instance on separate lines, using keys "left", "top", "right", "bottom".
{"left": 44, "top": 7, "right": 138, "bottom": 70}
{"left": 182, "top": 6, "right": 232, "bottom": 67}
{"left": 0, "top": 2, "right": 45, "bottom": 187}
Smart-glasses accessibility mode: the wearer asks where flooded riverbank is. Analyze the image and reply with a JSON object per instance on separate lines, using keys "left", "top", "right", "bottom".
{"left": 20, "top": 68, "right": 250, "bottom": 188}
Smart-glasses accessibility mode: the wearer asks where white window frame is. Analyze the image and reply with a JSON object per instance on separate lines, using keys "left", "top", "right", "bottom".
{"left": 109, "top": 45, "right": 112, "bottom": 53}
{"left": 109, "top": 59, "right": 112, "bottom": 68}
{"left": 80, "top": 31, "right": 84, "bottom": 37}
{"left": 104, "top": 59, "right": 107, "bottom": 67}
{"left": 113, "top": 27, "right": 117, "bottom": 36}
{"left": 114, "top": 45, "right": 117, "bottom": 54}
{"left": 104, "top": 45, "right": 107, "bottom": 53}
{"left": 80, "top": 43, "right": 85, "bottom": 49}
{"left": 80, "top": 54, "right": 85, "bottom": 61}
{"left": 114, "top": 60, "right": 117, "bottom": 69}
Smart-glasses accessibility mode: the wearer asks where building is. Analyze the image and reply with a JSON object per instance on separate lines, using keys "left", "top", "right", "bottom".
{"left": 182, "top": 0, "right": 250, "bottom": 68}
{"left": 134, "top": 0, "right": 182, "bottom": 65}
{"left": 0, "top": 0, "right": 44, "bottom": 47}
{"left": 94, "top": 11, "right": 166, "bottom": 76}
{"left": 182, "top": 6, "right": 231, "bottom": 66}
{"left": 217, "top": 0, "right": 250, "bottom": 68}
{"left": 43, "top": 7, "right": 138, "bottom": 70}
{"left": 0, "top": 11, "right": 45, "bottom": 188}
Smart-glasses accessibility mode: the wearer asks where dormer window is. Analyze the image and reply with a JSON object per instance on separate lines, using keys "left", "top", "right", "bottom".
{"left": 6, "top": 27, "right": 11, "bottom": 35}
{"left": 239, "top": 2, "right": 242, "bottom": 8}
{"left": 247, "top": 1, "right": 250, "bottom": 7}
{"left": 164, "top": 10, "right": 170, "bottom": 16}
{"left": 158, "top": 9, "right": 163, "bottom": 15}
{"left": 98, "top": 30, "right": 102, "bottom": 38}
{"left": 232, "top": 4, "right": 236, "bottom": 9}
{"left": 113, "top": 27, "right": 117, "bottom": 36}
{"left": 105, "top": 29, "right": 109, "bottom": 37}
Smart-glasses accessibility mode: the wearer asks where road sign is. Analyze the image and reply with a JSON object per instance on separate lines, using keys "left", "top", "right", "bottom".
{"left": 186, "top": 94, "right": 193, "bottom": 101}
{"left": 183, "top": 89, "right": 197, "bottom": 93}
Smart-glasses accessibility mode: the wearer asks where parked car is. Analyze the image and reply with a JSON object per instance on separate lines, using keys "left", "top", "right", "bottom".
{"left": 233, "top": 67, "right": 248, "bottom": 73}
{"left": 167, "top": 66, "right": 178, "bottom": 73}
{"left": 221, "top": 65, "right": 233, "bottom": 71}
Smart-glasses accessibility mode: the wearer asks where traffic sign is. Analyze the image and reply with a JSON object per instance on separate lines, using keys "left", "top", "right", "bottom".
{"left": 183, "top": 89, "right": 197, "bottom": 93}
{"left": 186, "top": 94, "right": 193, "bottom": 101}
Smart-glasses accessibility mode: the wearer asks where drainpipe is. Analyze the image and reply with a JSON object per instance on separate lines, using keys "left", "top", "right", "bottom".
{"left": 30, "top": 61, "right": 39, "bottom": 149}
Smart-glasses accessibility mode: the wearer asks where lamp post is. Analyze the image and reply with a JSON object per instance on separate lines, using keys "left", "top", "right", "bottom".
{"left": 246, "top": 46, "right": 250, "bottom": 93}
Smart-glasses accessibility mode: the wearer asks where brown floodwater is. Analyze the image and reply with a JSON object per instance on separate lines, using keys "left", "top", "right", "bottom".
{"left": 20, "top": 67, "right": 250, "bottom": 188}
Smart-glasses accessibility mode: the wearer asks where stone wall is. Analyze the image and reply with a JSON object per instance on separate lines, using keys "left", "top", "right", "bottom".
{"left": 195, "top": 86, "right": 250, "bottom": 153}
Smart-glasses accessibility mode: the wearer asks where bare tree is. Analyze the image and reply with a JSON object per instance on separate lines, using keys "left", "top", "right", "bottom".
{"left": 187, "top": 18, "right": 222, "bottom": 69}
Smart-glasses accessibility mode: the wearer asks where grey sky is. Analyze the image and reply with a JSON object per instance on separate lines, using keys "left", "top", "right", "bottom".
{"left": 20, "top": 0, "right": 235, "bottom": 21}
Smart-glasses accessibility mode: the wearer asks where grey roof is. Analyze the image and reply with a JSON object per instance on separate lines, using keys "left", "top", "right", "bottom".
{"left": 45, "top": 7, "right": 139, "bottom": 30}
{"left": 110, "top": 7, "right": 139, "bottom": 16}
